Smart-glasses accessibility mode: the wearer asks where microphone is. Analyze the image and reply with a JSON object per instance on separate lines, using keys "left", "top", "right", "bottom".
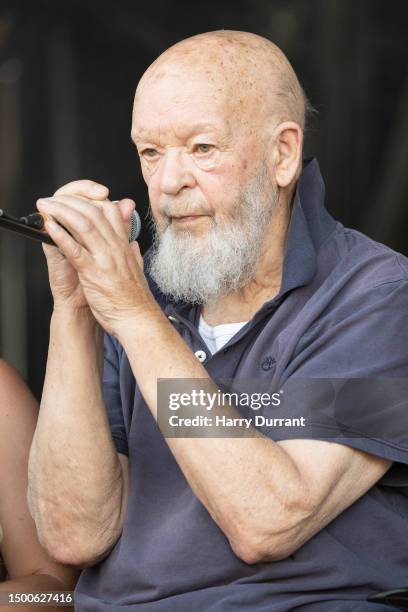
{"left": 0, "top": 203, "right": 141, "bottom": 245}
{"left": 21, "top": 202, "right": 141, "bottom": 242}
{"left": 128, "top": 208, "right": 142, "bottom": 242}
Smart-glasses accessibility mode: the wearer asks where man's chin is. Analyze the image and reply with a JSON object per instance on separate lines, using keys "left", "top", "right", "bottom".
{"left": 163, "top": 231, "right": 212, "bottom": 256}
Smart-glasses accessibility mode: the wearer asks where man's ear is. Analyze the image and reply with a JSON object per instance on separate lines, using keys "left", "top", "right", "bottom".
{"left": 269, "top": 122, "right": 303, "bottom": 188}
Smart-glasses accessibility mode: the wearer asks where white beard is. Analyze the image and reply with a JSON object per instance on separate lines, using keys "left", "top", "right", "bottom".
{"left": 148, "top": 162, "right": 280, "bottom": 305}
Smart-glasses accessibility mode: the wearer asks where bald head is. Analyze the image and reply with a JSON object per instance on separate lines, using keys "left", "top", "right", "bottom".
{"left": 136, "top": 30, "right": 307, "bottom": 131}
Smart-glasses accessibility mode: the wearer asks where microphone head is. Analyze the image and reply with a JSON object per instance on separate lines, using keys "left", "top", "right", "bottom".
{"left": 129, "top": 209, "right": 142, "bottom": 242}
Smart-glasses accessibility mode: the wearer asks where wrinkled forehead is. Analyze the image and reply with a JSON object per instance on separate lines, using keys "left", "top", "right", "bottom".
{"left": 132, "top": 68, "right": 239, "bottom": 142}
{"left": 134, "top": 68, "right": 228, "bottom": 112}
{"left": 132, "top": 32, "right": 304, "bottom": 142}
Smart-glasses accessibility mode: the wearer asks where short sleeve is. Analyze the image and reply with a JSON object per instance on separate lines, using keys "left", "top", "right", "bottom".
{"left": 284, "top": 279, "right": 408, "bottom": 487}
{"left": 103, "top": 332, "right": 129, "bottom": 456}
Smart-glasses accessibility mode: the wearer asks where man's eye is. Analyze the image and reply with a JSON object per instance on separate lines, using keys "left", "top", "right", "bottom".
{"left": 141, "top": 148, "right": 159, "bottom": 159}
{"left": 195, "top": 144, "right": 214, "bottom": 154}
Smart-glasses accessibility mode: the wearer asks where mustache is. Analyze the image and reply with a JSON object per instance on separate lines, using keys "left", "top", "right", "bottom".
{"left": 159, "top": 197, "right": 212, "bottom": 218}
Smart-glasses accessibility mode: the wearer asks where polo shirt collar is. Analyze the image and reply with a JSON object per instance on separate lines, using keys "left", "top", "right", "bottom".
{"left": 279, "top": 157, "right": 336, "bottom": 295}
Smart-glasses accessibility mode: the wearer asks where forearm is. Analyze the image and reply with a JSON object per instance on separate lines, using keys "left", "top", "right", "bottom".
{"left": 117, "top": 313, "right": 307, "bottom": 558}
{"left": 0, "top": 572, "right": 73, "bottom": 612}
{"left": 28, "top": 309, "right": 125, "bottom": 564}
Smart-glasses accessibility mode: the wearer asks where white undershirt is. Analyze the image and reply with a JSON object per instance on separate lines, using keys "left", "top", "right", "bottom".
{"left": 198, "top": 314, "right": 248, "bottom": 355}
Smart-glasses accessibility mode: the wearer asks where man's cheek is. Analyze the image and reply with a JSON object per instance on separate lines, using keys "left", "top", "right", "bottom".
{"left": 141, "top": 159, "right": 161, "bottom": 184}
{"left": 208, "top": 162, "right": 243, "bottom": 198}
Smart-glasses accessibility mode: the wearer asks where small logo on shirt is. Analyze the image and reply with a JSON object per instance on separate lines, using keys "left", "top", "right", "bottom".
{"left": 261, "top": 356, "right": 276, "bottom": 371}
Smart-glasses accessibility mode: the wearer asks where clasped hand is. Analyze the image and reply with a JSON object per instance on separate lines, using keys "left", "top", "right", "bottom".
{"left": 37, "top": 179, "right": 154, "bottom": 337}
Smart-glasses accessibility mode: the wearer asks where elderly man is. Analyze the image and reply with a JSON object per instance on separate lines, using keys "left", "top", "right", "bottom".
{"left": 28, "top": 31, "right": 408, "bottom": 611}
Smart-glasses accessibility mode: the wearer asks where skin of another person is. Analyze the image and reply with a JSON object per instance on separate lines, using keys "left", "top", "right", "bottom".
{"left": 28, "top": 31, "right": 392, "bottom": 567}
{"left": 0, "top": 360, "right": 79, "bottom": 610}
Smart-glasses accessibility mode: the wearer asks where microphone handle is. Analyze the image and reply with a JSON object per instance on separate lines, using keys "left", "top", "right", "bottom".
{"left": 0, "top": 210, "right": 55, "bottom": 245}
{"left": 0, "top": 207, "right": 141, "bottom": 246}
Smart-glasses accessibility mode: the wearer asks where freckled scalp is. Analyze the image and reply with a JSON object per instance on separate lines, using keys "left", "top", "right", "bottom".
{"left": 135, "top": 30, "right": 308, "bottom": 132}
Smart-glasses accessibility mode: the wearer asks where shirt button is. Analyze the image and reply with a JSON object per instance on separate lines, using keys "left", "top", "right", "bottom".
{"left": 195, "top": 350, "right": 207, "bottom": 363}
{"left": 168, "top": 315, "right": 178, "bottom": 322}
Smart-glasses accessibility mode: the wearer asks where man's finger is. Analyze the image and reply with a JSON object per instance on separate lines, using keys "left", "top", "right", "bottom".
{"left": 37, "top": 195, "right": 119, "bottom": 252}
{"left": 54, "top": 180, "right": 109, "bottom": 200}
{"left": 44, "top": 219, "right": 87, "bottom": 267}
{"left": 94, "top": 198, "right": 136, "bottom": 241}
{"left": 116, "top": 199, "right": 136, "bottom": 222}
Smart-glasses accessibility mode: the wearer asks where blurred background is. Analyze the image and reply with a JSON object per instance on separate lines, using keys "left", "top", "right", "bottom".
{"left": 0, "top": 0, "right": 407, "bottom": 399}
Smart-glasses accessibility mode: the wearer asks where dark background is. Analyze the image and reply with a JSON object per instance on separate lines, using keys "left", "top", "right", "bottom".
{"left": 0, "top": 0, "right": 407, "bottom": 399}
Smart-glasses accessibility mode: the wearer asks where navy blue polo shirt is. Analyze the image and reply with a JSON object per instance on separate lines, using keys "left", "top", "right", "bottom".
{"left": 75, "top": 159, "right": 408, "bottom": 611}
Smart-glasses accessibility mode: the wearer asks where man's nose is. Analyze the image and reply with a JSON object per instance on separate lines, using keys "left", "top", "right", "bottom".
{"left": 158, "top": 148, "right": 196, "bottom": 195}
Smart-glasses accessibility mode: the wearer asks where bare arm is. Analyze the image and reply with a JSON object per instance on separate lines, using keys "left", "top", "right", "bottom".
{"left": 27, "top": 310, "right": 129, "bottom": 567}
{"left": 0, "top": 360, "right": 79, "bottom": 610}
{"left": 28, "top": 180, "right": 133, "bottom": 567}
{"left": 116, "top": 314, "right": 392, "bottom": 564}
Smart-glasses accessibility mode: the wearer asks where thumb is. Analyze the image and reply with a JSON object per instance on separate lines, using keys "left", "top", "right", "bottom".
{"left": 116, "top": 198, "right": 136, "bottom": 221}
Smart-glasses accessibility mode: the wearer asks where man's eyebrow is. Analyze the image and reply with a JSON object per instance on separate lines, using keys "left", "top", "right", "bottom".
{"left": 131, "top": 122, "right": 224, "bottom": 144}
